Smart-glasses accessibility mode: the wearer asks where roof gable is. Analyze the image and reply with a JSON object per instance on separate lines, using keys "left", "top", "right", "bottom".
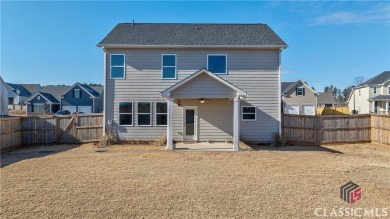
{"left": 281, "top": 80, "right": 318, "bottom": 96}
{"left": 27, "top": 92, "right": 59, "bottom": 104}
{"left": 6, "top": 83, "right": 32, "bottom": 97}
{"left": 61, "top": 83, "right": 100, "bottom": 98}
{"left": 318, "top": 92, "right": 335, "bottom": 104}
{"left": 161, "top": 68, "right": 247, "bottom": 98}
{"left": 98, "top": 23, "right": 287, "bottom": 48}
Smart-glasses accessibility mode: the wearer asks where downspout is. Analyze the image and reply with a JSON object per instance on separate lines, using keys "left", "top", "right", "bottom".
{"left": 278, "top": 48, "right": 283, "bottom": 135}
{"left": 103, "top": 48, "right": 107, "bottom": 136}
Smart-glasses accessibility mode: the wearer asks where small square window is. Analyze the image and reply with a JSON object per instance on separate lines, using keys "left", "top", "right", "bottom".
{"left": 208, "top": 55, "right": 227, "bottom": 74}
{"left": 242, "top": 106, "right": 256, "bottom": 121}
{"left": 373, "top": 87, "right": 377, "bottom": 94}
{"left": 296, "top": 87, "right": 305, "bottom": 96}
{"left": 37, "top": 96, "right": 40, "bottom": 100}
{"left": 111, "top": 54, "right": 125, "bottom": 79}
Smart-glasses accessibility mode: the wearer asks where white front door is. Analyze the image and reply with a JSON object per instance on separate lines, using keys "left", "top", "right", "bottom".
{"left": 286, "top": 104, "right": 299, "bottom": 115}
{"left": 302, "top": 105, "right": 315, "bottom": 115}
{"left": 183, "top": 106, "right": 198, "bottom": 140}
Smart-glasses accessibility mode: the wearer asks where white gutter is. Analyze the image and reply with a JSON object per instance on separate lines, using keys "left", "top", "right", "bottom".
{"left": 97, "top": 44, "right": 288, "bottom": 49}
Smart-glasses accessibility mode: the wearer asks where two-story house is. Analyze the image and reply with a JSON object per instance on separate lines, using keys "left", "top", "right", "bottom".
{"left": 0, "top": 76, "right": 9, "bottom": 116}
{"left": 6, "top": 83, "right": 41, "bottom": 105}
{"left": 26, "top": 83, "right": 104, "bottom": 114}
{"left": 97, "top": 23, "right": 287, "bottom": 150}
{"left": 281, "top": 80, "right": 318, "bottom": 115}
{"left": 348, "top": 71, "right": 390, "bottom": 114}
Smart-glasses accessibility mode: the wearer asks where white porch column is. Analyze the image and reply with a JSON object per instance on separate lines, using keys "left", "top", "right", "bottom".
{"left": 166, "top": 98, "right": 174, "bottom": 150}
{"left": 372, "top": 101, "right": 376, "bottom": 114}
{"left": 386, "top": 102, "right": 389, "bottom": 115}
{"left": 233, "top": 96, "right": 240, "bottom": 151}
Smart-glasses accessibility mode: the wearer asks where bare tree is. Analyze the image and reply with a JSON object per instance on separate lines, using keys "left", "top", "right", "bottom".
{"left": 353, "top": 76, "right": 365, "bottom": 86}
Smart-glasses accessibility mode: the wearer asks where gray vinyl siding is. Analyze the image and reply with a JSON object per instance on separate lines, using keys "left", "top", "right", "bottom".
{"left": 105, "top": 48, "right": 280, "bottom": 142}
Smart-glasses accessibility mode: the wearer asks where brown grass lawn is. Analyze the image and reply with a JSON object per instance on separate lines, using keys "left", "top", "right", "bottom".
{"left": 1, "top": 143, "right": 390, "bottom": 218}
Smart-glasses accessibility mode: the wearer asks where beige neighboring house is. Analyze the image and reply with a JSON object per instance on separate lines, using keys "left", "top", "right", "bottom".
{"left": 348, "top": 71, "right": 390, "bottom": 114}
{"left": 281, "top": 80, "right": 318, "bottom": 115}
{"left": 317, "top": 92, "right": 336, "bottom": 107}
{"left": 0, "top": 76, "right": 9, "bottom": 116}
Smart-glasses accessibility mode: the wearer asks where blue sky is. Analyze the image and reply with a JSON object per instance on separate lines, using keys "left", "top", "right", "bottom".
{"left": 1, "top": 1, "right": 389, "bottom": 91}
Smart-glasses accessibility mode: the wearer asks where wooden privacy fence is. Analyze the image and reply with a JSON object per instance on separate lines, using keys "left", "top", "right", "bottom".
{"left": 1, "top": 114, "right": 103, "bottom": 152}
{"left": 371, "top": 115, "right": 390, "bottom": 145}
{"left": 282, "top": 114, "right": 376, "bottom": 145}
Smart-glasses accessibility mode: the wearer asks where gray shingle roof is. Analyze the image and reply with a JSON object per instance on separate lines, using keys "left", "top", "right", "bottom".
{"left": 281, "top": 82, "right": 296, "bottom": 94}
{"left": 21, "top": 84, "right": 41, "bottom": 95}
{"left": 6, "top": 83, "right": 32, "bottom": 97}
{"left": 79, "top": 84, "right": 101, "bottom": 98}
{"left": 40, "top": 85, "right": 71, "bottom": 102}
{"left": 369, "top": 95, "right": 390, "bottom": 101}
{"left": 39, "top": 92, "right": 60, "bottom": 103}
{"left": 98, "top": 23, "right": 287, "bottom": 47}
{"left": 318, "top": 92, "right": 335, "bottom": 105}
{"left": 90, "top": 86, "right": 104, "bottom": 95}
{"left": 360, "top": 71, "right": 390, "bottom": 86}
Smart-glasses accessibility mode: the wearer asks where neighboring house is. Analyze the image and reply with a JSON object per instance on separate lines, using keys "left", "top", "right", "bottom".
{"left": 7, "top": 83, "right": 41, "bottom": 105}
{"left": 317, "top": 92, "right": 336, "bottom": 107}
{"left": 60, "top": 83, "right": 103, "bottom": 114}
{"left": 26, "top": 83, "right": 103, "bottom": 114}
{"left": 26, "top": 85, "right": 70, "bottom": 114}
{"left": 97, "top": 23, "right": 288, "bottom": 150}
{"left": 0, "top": 76, "right": 9, "bottom": 116}
{"left": 281, "top": 80, "right": 318, "bottom": 115}
{"left": 348, "top": 71, "right": 390, "bottom": 114}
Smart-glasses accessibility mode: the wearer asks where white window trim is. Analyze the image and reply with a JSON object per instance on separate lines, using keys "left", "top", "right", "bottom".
{"left": 161, "top": 54, "right": 177, "bottom": 79}
{"left": 241, "top": 106, "right": 256, "bottom": 121}
{"left": 110, "top": 54, "right": 126, "bottom": 79}
{"left": 37, "top": 95, "right": 41, "bottom": 100}
{"left": 155, "top": 101, "right": 168, "bottom": 127}
{"left": 207, "top": 54, "right": 228, "bottom": 75}
{"left": 118, "top": 101, "right": 133, "bottom": 126}
{"left": 74, "top": 89, "right": 81, "bottom": 99}
{"left": 33, "top": 103, "right": 45, "bottom": 113}
{"left": 137, "top": 101, "right": 152, "bottom": 127}
{"left": 296, "top": 87, "right": 304, "bottom": 96}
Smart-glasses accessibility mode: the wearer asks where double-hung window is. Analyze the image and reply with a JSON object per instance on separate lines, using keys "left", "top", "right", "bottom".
{"left": 296, "top": 87, "right": 305, "bottom": 96}
{"left": 373, "top": 87, "right": 377, "bottom": 94}
{"left": 388, "top": 86, "right": 390, "bottom": 95}
{"left": 242, "top": 106, "right": 256, "bottom": 121}
{"left": 162, "top": 54, "right": 176, "bottom": 79}
{"left": 74, "top": 89, "right": 81, "bottom": 98}
{"left": 207, "top": 54, "right": 227, "bottom": 74}
{"left": 138, "top": 102, "right": 151, "bottom": 126}
{"left": 119, "top": 102, "right": 133, "bottom": 126}
{"left": 110, "top": 54, "right": 125, "bottom": 79}
{"left": 156, "top": 102, "right": 167, "bottom": 126}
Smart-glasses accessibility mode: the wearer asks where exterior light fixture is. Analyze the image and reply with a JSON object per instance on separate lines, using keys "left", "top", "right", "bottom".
{"left": 200, "top": 98, "right": 205, "bottom": 104}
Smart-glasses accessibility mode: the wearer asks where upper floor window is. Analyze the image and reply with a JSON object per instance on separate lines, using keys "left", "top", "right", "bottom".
{"left": 110, "top": 54, "right": 125, "bottom": 79}
{"left": 373, "top": 87, "right": 377, "bottom": 94}
{"left": 37, "top": 96, "right": 41, "bottom": 101}
{"left": 74, "top": 89, "right": 81, "bottom": 98}
{"left": 208, "top": 54, "right": 227, "bottom": 74}
{"left": 138, "top": 102, "right": 151, "bottom": 126}
{"left": 359, "top": 89, "right": 361, "bottom": 96}
{"left": 162, "top": 55, "right": 176, "bottom": 79}
{"left": 119, "top": 102, "right": 133, "bottom": 126}
{"left": 296, "top": 87, "right": 305, "bottom": 96}
{"left": 388, "top": 86, "right": 390, "bottom": 95}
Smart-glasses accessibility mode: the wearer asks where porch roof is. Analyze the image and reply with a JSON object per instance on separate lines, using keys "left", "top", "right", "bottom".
{"left": 369, "top": 95, "right": 390, "bottom": 101}
{"left": 161, "top": 68, "right": 247, "bottom": 98}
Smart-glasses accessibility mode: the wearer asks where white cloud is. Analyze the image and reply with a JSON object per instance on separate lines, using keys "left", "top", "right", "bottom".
{"left": 312, "top": 3, "right": 390, "bottom": 25}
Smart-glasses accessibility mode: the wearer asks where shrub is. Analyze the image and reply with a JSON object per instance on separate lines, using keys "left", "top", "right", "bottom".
{"left": 154, "top": 135, "right": 167, "bottom": 146}
{"left": 99, "top": 133, "right": 118, "bottom": 147}
{"left": 272, "top": 132, "right": 285, "bottom": 147}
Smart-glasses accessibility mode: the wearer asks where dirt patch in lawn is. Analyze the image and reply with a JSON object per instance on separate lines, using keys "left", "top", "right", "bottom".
{"left": 1, "top": 143, "right": 390, "bottom": 218}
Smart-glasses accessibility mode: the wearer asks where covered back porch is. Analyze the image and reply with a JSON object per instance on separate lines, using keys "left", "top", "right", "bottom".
{"left": 161, "top": 69, "right": 246, "bottom": 151}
